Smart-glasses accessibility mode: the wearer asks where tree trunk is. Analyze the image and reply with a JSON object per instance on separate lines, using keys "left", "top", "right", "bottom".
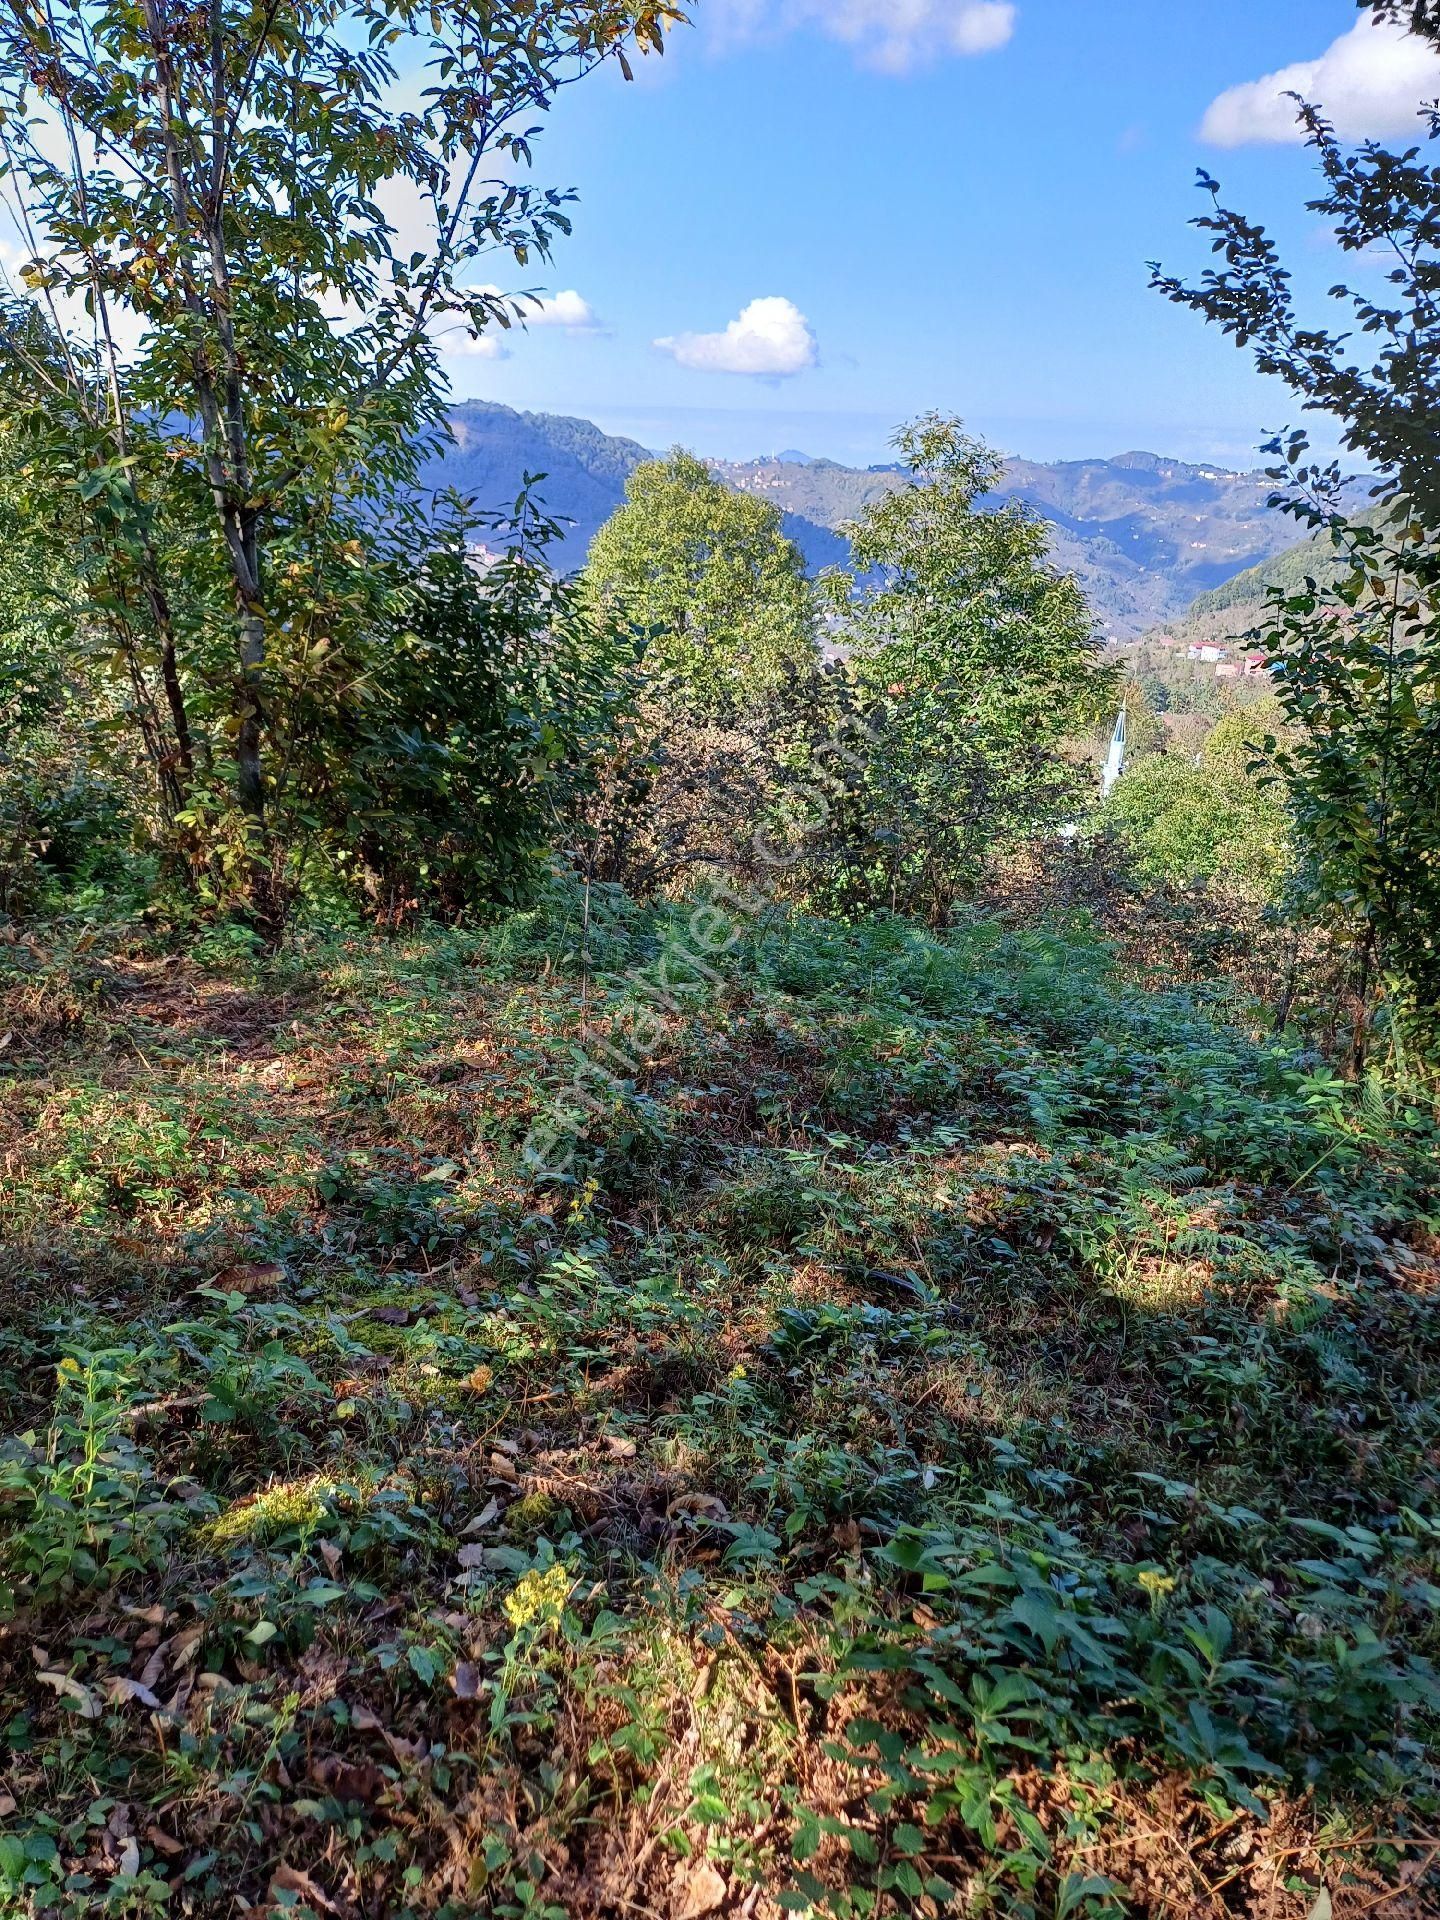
{"left": 1348, "top": 926, "right": 1380, "bottom": 1079}
{"left": 235, "top": 603, "right": 266, "bottom": 825}
{"left": 142, "top": 0, "right": 272, "bottom": 911}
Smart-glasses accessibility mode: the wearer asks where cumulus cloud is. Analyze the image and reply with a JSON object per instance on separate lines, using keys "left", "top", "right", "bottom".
{"left": 711, "top": 0, "right": 1015, "bottom": 75}
{"left": 431, "top": 317, "right": 509, "bottom": 360}
{"left": 446, "top": 332, "right": 508, "bottom": 360}
{"left": 1202, "top": 15, "right": 1440, "bottom": 147}
{"left": 654, "top": 296, "right": 818, "bottom": 377}
{"left": 432, "top": 286, "right": 598, "bottom": 358}
{"left": 527, "top": 289, "right": 597, "bottom": 329}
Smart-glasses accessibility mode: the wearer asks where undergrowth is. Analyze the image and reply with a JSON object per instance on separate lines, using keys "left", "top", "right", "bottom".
{"left": 0, "top": 886, "right": 1437, "bottom": 1918}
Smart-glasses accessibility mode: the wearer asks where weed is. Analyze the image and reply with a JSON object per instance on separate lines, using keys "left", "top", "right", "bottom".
{"left": 0, "top": 895, "right": 1436, "bottom": 1915}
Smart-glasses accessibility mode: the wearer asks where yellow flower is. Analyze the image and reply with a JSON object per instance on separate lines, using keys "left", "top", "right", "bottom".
{"left": 1137, "top": 1569, "right": 1177, "bottom": 1601}
{"left": 55, "top": 1357, "right": 81, "bottom": 1385}
{"left": 503, "top": 1564, "right": 572, "bottom": 1632}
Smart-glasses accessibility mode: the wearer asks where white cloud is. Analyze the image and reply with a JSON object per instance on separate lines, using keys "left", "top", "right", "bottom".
{"left": 528, "top": 289, "right": 597, "bottom": 329}
{"left": 1201, "top": 15, "right": 1440, "bottom": 148}
{"left": 467, "top": 284, "right": 599, "bottom": 332}
{"left": 431, "top": 317, "right": 509, "bottom": 360}
{"left": 654, "top": 296, "right": 818, "bottom": 377}
{"left": 447, "top": 332, "right": 508, "bottom": 359}
{"left": 711, "top": 0, "right": 1015, "bottom": 74}
{"left": 432, "top": 286, "right": 598, "bottom": 359}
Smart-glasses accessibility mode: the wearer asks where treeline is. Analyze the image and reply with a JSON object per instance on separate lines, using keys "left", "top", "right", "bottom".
{"left": 0, "top": 399, "right": 1115, "bottom": 930}
{"left": 0, "top": 0, "right": 1437, "bottom": 1077}
{"left": 0, "top": 0, "right": 1113, "bottom": 944}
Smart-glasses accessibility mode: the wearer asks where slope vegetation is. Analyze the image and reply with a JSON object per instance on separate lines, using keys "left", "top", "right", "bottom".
{"left": 2, "top": 894, "right": 1437, "bottom": 1918}
{"left": 419, "top": 405, "right": 1302, "bottom": 635}
{"left": 1187, "top": 509, "right": 1385, "bottom": 619}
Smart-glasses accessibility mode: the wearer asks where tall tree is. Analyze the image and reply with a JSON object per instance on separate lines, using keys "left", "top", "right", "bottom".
{"left": 819, "top": 414, "right": 1109, "bottom": 924}
{"left": 1151, "top": 3, "right": 1440, "bottom": 1048}
{"left": 0, "top": 0, "right": 679, "bottom": 917}
{"left": 584, "top": 451, "right": 818, "bottom": 710}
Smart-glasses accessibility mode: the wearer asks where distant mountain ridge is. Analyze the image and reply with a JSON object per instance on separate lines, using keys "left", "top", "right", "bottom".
{"left": 1186, "top": 506, "right": 1385, "bottom": 618}
{"left": 419, "top": 401, "right": 850, "bottom": 575}
{"left": 421, "top": 401, "right": 1305, "bottom": 640}
{"left": 417, "top": 401, "right": 650, "bottom": 555}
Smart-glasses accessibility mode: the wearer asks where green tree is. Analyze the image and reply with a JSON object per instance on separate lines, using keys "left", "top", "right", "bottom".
{"left": 1100, "top": 697, "right": 1292, "bottom": 899}
{"left": 584, "top": 451, "right": 817, "bottom": 710}
{"left": 326, "top": 511, "right": 643, "bottom": 921}
{"left": 1254, "top": 532, "right": 1440, "bottom": 1038}
{"left": 1152, "top": 7, "right": 1440, "bottom": 1047}
{"left": 0, "top": 0, "right": 679, "bottom": 920}
{"left": 816, "top": 414, "right": 1110, "bottom": 924}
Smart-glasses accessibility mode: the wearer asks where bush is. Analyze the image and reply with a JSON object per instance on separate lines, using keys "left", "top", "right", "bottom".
{"left": 1098, "top": 715, "right": 1290, "bottom": 899}
{"left": 304, "top": 525, "right": 640, "bottom": 923}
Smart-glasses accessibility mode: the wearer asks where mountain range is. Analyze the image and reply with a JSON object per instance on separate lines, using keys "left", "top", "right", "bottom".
{"left": 419, "top": 400, "right": 1311, "bottom": 640}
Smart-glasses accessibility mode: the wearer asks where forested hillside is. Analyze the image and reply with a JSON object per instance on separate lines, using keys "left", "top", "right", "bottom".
{"left": 1187, "top": 507, "right": 1386, "bottom": 618}
{"left": 417, "top": 401, "right": 652, "bottom": 559}
{"left": 422, "top": 407, "right": 1302, "bottom": 636}
{"left": 1124, "top": 508, "right": 1391, "bottom": 708}
{"left": 1, "top": 2, "right": 1438, "bottom": 1918}
{"left": 706, "top": 449, "right": 1322, "bottom": 636}
{"left": 420, "top": 403, "right": 850, "bottom": 572}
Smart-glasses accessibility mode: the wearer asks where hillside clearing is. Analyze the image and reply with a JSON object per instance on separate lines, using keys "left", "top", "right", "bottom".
{"left": 2, "top": 893, "right": 1437, "bottom": 1918}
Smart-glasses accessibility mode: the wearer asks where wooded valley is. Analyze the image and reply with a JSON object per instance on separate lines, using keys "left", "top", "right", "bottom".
{"left": 1, "top": 2, "right": 1438, "bottom": 1916}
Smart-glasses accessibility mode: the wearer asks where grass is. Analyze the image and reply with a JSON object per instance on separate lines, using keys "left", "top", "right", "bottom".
{"left": 0, "top": 880, "right": 1437, "bottom": 1918}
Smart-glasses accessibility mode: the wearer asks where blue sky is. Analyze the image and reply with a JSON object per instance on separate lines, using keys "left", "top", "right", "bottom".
{"left": 442, "top": 0, "right": 1440, "bottom": 469}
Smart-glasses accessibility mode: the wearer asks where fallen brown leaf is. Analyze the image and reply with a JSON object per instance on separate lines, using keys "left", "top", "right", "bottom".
{"left": 310, "top": 1756, "right": 383, "bottom": 1805}
{"left": 122, "top": 1604, "right": 168, "bottom": 1627}
{"left": 460, "top": 1498, "right": 501, "bottom": 1536}
{"left": 672, "top": 1859, "right": 727, "bottom": 1920}
{"left": 450, "top": 1661, "right": 482, "bottom": 1700}
{"left": 35, "top": 1671, "right": 100, "bottom": 1718}
{"left": 666, "top": 1492, "right": 730, "bottom": 1523}
{"left": 270, "top": 1864, "right": 338, "bottom": 1913}
{"left": 105, "top": 1677, "right": 163, "bottom": 1710}
{"left": 214, "top": 1263, "right": 285, "bottom": 1296}
{"left": 169, "top": 1627, "right": 205, "bottom": 1669}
